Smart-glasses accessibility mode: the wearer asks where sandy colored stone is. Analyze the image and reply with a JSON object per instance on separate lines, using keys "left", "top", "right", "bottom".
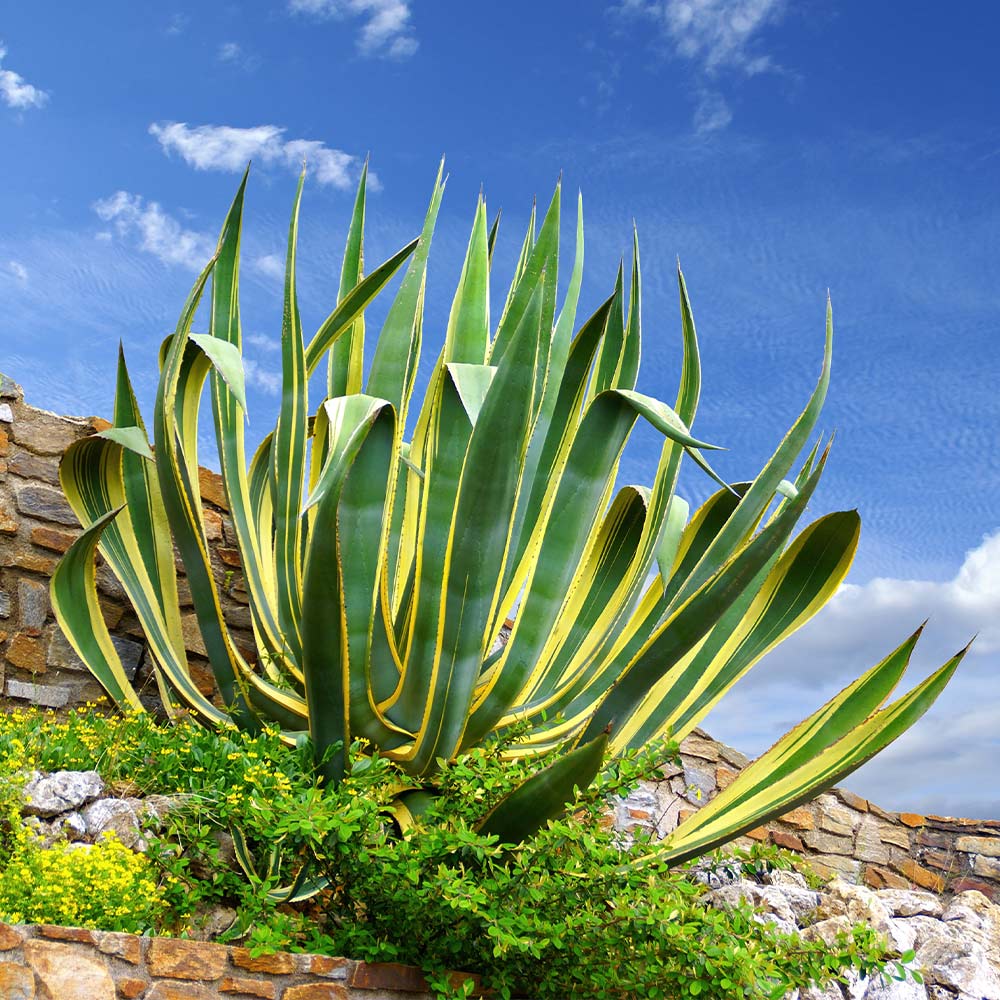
{"left": 217, "top": 548, "right": 242, "bottom": 568}
{"left": 679, "top": 735, "right": 720, "bottom": 762}
{"left": 301, "top": 955, "right": 350, "bottom": 978}
{"left": 230, "top": 948, "right": 296, "bottom": 974}
{"left": 0, "top": 961, "right": 34, "bottom": 999}
{"left": 779, "top": 807, "right": 815, "bottom": 830}
{"left": 835, "top": 788, "right": 869, "bottom": 812}
{"left": 770, "top": 830, "right": 804, "bottom": 852}
{"left": 218, "top": 977, "right": 277, "bottom": 997}
{"left": 0, "top": 922, "right": 24, "bottom": 950}
{"left": 972, "top": 854, "right": 1000, "bottom": 879}
{"left": 94, "top": 930, "right": 143, "bottom": 964}
{"left": 715, "top": 765, "right": 738, "bottom": 789}
{"left": 198, "top": 467, "right": 228, "bottom": 510}
{"left": 145, "top": 985, "right": 216, "bottom": 1000}
{"left": 203, "top": 508, "right": 223, "bottom": 541}
{"left": 7, "top": 632, "right": 48, "bottom": 673}
{"left": 146, "top": 938, "right": 227, "bottom": 981}
{"left": 900, "top": 812, "right": 926, "bottom": 827}
{"left": 24, "top": 939, "right": 115, "bottom": 999}
{"left": 745, "top": 825, "right": 768, "bottom": 841}
{"left": 282, "top": 986, "right": 349, "bottom": 1000}
{"left": 864, "top": 865, "right": 911, "bottom": 890}
{"left": 38, "top": 926, "right": 94, "bottom": 944}
{"left": 893, "top": 858, "right": 945, "bottom": 892}
{"left": 8, "top": 551, "right": 59, "bottom": 575}
{"left": 877, "top": 821, "right": 912, "bottom": 849}
{"left": 955, "top": 835, "right": 1000, "bottom": 858}
{"left": 180, "top": 614, "right": 208, "bottom": 658}
{"left": 0, "top": 427, "right": 8, "bottom": 454}
{"left": 116, "top": 978, "right": 148, "bottom": 999}
{"left": 0, "top": 500, "right": 18, "bottom": 534}
{"left": 30, "top": 525, "right": 78, "bottom": 553}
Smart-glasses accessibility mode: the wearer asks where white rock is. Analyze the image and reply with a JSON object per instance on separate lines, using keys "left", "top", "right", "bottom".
{"left": 877, "top": 889, "right": 944, "bottom": 919}
{"left": 21, "top": 770, "right": 105, "bottom": 817}
{"left": 917, "top": 933, "right": 1000, "bottom": 999}
{"left": 82, "top": 797, "right": 146, "bottom": 850}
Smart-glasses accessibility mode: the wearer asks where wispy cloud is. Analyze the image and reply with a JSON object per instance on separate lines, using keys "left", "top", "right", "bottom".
{"left": 0, "top": 42, "right": 49, "bottom": 110}
{"left": 3, "top": 259, "right": 28, "bottom": 284}
{"left": 611, "top": 1, "right": 787, "bottom": 131}
{"left": 92, "top": 191, "right": 215, "bottom": 271}
{"left": 692, "top": 89, "right": 732, "bottom": 134}
{"left": 165, "top": 13, "right": 190, "bottom": 36}
{"left": 149, "top": 121, "right": 372, "bottom": 190}
{"left": 216, "top": 41, "right": 260, "bottom": 71}
{"left": 243, "top": 358, "right": 282, "bottom": 395}
{"left": 253, "top": 254, "right": 286, "bottom": 281}
{"left": 246, "top": 333, "right": 281, "bottom": 352}
{"left": 288, "top": 0, "right": 418, "bottom": 59}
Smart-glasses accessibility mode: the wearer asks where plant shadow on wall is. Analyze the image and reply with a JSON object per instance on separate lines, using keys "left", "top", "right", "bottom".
{"left": 47, "top": 160, "right": 968, "bottom": 995}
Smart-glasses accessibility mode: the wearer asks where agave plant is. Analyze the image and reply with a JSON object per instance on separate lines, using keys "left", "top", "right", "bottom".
{"left": 51, "top": 161, "right": 965, "bottom": 863}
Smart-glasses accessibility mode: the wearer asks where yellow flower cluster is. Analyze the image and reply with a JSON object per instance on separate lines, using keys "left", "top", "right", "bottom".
{"left": 0, "top": 832, "right": 169, "bottom": 932}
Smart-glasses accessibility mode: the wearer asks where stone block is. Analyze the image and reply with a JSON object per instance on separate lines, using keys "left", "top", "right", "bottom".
{"left": 203, "top": 508, "right": 223, "bottom": 541}
{"left": 300, "top": 955, "right": 350, "bottom": 978}
{"left": 18, "top": 578, "right": 49, "bottom": 634}
{"left": 181, "top": 614, "right": 208, "bottom": 657}
{"left": 972, "top": 854, "right": 1000, "bottom": 879}
{"left": 15, "top": 483, "right": 79, "bottom": 526}
{"left": 6, "top": 551, "right": 59, "bottom": 574}
{"left": 11, "top": 410, "right": 88, "bottom": 455}
{"left": 854, "top": 815, "right": 890, "bottom": 864}
{"left": 715, "top": 765, "right": 738, "bottom": 789}
{"left": 864, "top": 865, "right": 911, "bottom": 890}
{"left": 283, "top": 986, "right": 349, "bottom": 1000}
{"left": 117, "top": 979, "right": 148, "bottom": 999}
{"left": 94, "top": 931, "right": 146, "bottom": 965}
{"left": 0, "top": 961, "right": 34, "bottom": 1000}
{"left": 893, "top": 858, "right": 945, "bottom": 892}
{"left": 147, "top": 938, "right": 227, "bottom": 981}
{"left": 38, "top": 925, "right": 94, "bottom": 943}
{"left": 681, "top": 763, "right": 716, "bottom": 804}
{"left": 8, "top": 451, "right": 60, "bottom": 485}
{"left": 780, "top": 807, "right": 815, "bottom": 830}
{"left": 835, "top": 788, "right": 869, "bottom": 812}
{"left": 900, "top": 812, "right": 926, "bottom": 827}
{"left": 679, "top": 735, "right": 721, "bottom": 762}
{"left": 955, "top": 835, "right": 1000, "bottom": 858}
{"left": 24, "top": 939, "right": 116, "bottom": 999}
{"left": 0, "top": 403, "right": 12, "bottom": 422}
{"left": 230, "top": 948, "right": 296, "bottom": 974}
{"left": 0, "top": 590, "right": 10, "bottom": 618}
{"left": 198, "top": 467, "right": 228, "bottom": 510}
{"left": 878, "top": 821, "right": 912, "bottom": 849}
{"left": 7, "top": 632, "right": 48, "bottom": 673}
{"left": 923, "top": 849, "right": 955, "bottom": 871}
{"left": 218, "top": 977, "right": 277, "bottom": 998}
{"left": 802, "top": 829, "right": 854, "bottom": 855}
{"left": 30, "top": 525, "right": 78, "bottom": 553}
{"left": 5, "top": 677, "right": 72, "bottom": 707}
{"left": 217, "top": 547, "right": 241, "bottom": 568}
{"left": 146, "top": 985, "right": 217, "bottom": 1000}
{"left": 0, "top": 375, "right": 17, "bottom": 398}
{"left": 0, "top": 497, "right": 18, "bottom": 534}
{"left": 0, "top": 922, "right": 24, "bottom": 950}
{"left": 770, "top": 831, "right": 804, "bottom": 852}
{"left": 0, "top": 427, "right": 7, "bottom": 454}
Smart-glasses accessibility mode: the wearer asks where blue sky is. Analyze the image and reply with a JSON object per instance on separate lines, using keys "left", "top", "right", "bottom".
{"left": 1, "top": 1, "right": 997, "bottom": 817}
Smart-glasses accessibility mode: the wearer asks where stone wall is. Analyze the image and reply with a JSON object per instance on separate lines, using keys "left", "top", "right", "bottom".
{"left": 614, "top": 729, "right": 1000, "bottom": 903}
{"left": 0, "top": 376, "right": 251, "bottom": 712}
{"left": 1, "top": 373, "right": 998, "bottom": 906}
{"left": 0, "top": 920, "right": 476, "bottom": 999}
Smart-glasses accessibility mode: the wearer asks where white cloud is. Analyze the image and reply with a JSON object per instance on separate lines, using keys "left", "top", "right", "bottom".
{"left": 0, "top": 42, "right": 49, "bottom": 110}
{"left": 611, "top": 1, "right": 786, "bottom": 132}
{"left": 253, "top": 255, "right": 286, "bottom": 281}
{"left": 92, "top": 191, "right": 215, "bottom": 271}
{"left": 693, "top": 90, "right": 732, "bottom": 134}
{"left": 149, "top": 121, "right": 370, "bottom": 190}
{"left": 616, "top": 0, "right": 785, "bottom": 75}
{"left": 288, "top": 0, "right": 418, "bottom": 59}
{"left": 4, "top": 260, "right": 28, "bottom": 284}
{"left": 243, "top": 358, "right": 282, "bottom": 395}
{"left": 704, "top": 529, "right": 1000, "bottom": 817}
{"left": 218, "top": 41, "right": 243, "bottom": 62}
{"left": 246, "top": 333, "right": 281, "bottom": 351}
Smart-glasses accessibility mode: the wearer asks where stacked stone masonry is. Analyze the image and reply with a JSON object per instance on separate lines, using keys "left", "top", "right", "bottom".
{"left": 1, "top": 374, "right": 998, "bottom": 904}
{"left": 0, "top": 375, "right": 252, "bottom": 714}
{"left": 613, "top": 729, "right": 1000, "bottom": 903}
{"left": 0, "top": 921, "right": 477, "bottom": 999}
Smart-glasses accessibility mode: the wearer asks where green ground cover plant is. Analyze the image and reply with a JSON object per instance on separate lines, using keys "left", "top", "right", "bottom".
{"left": 0, "top": 705, "right": 908, "bottom": 999}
